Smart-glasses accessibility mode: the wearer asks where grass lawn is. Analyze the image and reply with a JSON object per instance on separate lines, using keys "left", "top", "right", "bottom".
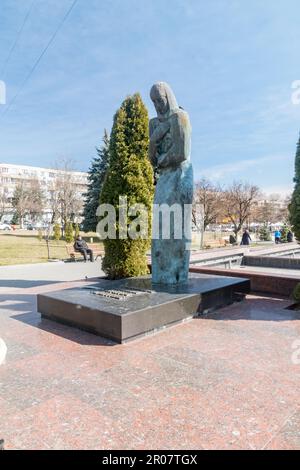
{"left": 0, "top": 231, "right": 103, "bottom": 266}
{"left": 0, "top": 230, "right": 270, "bottom": 267}
{"left": 0, "top": 231, "right": 68, "bottom": 266}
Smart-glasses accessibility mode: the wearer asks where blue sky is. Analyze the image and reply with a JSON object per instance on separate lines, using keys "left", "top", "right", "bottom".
{"left": 0, "top": 0, "right": 300, "bottom": 195}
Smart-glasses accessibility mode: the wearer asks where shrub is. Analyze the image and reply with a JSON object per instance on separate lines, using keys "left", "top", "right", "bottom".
{"left": 65, "top": 221, "right": 74, "bottom": 243}
{"left": 259, "top": 224, "right": 271, "bottom": 241}
{"left": 53, "top": 223, "right": 61, "bottom": 241}
{"left": 74, "top": 223, "right": 80, "bottom": 239}
{"left": 280, "top": 224, "right": 289, "bottom": 243}
{"left": 11, "top": 213, "right": 19, "bottom": 225}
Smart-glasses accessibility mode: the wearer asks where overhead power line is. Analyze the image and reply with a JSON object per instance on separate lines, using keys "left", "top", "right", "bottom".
{"left": 0, "top": 0, "right": 36, "bottom": 78}
{"left": 0, "top": 0, "right": 78, "bottom": 120}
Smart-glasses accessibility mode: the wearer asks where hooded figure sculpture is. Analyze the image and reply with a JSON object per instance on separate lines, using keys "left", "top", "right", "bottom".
{"left": 149, "top": 82, "right": 194, "bottom": 285}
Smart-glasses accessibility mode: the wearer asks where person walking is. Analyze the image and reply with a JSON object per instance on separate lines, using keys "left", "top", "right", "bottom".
{"left": 73, "top": 236, "right": 94, "bottom": 262}
{"left": 274, "top": 229, "right": 281, "bottom": 244}
{"left": 287, "top": 230, "right": 294, "bottom": 243}
{"left": 240, "top": 229, "right": 251, "bottom": 246}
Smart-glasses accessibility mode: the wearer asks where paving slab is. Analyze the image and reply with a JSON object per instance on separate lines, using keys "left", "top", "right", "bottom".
{"left": 0, "top": 263, "right": 300, "bottom": 449}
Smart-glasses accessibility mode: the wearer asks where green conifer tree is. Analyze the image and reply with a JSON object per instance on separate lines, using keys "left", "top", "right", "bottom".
{"left": 74, "top": 223, "right": 80, "bottom": 239}
{"left": 280, "top": 224, "right": 289, "bottom": 243}
{"left": 53, "top": 223, "right": 61, "bottom": 241}
{"left": 82, "top": 130, "right": 110, "bottom": 232}
{"left": 11, "top": 213, "right": 19, "bottom": 225}
{"left": 289, "top": 134, "right": 300, "bottom": 241}
{"left": 100, "top": 93, "right": 154, "bottom": 279}
{"left": 65, "top": 221, "right": 74, "bottom": 243}
{"left": 259, "top": 223, "right": 271, "bottom": 241}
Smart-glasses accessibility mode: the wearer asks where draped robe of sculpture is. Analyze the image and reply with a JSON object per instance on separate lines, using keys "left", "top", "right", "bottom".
{"left": 149, "top": 82, "right": 194, "bottom": 285}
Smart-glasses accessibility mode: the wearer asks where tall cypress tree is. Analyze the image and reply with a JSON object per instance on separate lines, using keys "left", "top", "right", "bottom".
{"left": 289, "top": 134, "right": 300, "bottom": 241}
{"left": 82, "top": 130, "right": 110, "bottom": 232}
{"left": 100, "top": 93, "right": 154, "bottom": 279}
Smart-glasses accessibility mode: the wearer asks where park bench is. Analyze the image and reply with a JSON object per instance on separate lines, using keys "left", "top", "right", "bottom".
{"left": 203, "top": 238, "right": 228, "bottom": 249}
{"left": 66, "top": 243, "right": 104, "bottom": 262}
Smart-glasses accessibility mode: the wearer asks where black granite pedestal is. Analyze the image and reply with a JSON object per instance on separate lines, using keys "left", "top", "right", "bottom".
{"left": 37, "top": 273, "right": 250, "bottom": 343}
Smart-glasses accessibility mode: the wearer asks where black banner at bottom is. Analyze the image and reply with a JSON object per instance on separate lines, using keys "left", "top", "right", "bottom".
{"left": 0, "top": 449, "right": 297, "bottom": 466}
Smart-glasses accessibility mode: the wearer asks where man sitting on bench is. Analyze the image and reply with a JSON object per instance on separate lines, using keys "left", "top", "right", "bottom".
{"left": 74, "top": 236, "right": 94, "bottom": 262}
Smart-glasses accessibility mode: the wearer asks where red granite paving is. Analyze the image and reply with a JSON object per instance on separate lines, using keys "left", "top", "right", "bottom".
{"left": 0, "top": 280, "right": 300, "bottom": 450}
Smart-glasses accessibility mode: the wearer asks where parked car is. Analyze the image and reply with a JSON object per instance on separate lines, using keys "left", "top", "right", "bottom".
{"left": 0, "top": 223, "right": 12, "bottom": 231}
{"left": 26, "top": 223, "right": 48, "bottom": 231}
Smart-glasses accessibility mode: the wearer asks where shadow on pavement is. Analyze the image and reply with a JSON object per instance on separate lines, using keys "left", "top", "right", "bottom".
{"left": 0, "top": 279, "right": 61, "bottom": 289}
{"left": 0, "top": 293, "right": 115, "bottom": 346}
{"left": 200, "top": 297, "right": 300, "bottom": 322}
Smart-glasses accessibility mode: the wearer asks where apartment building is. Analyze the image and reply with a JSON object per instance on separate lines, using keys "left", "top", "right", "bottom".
{"left": 0, "top": 162, "right": 88, "bottom": 223}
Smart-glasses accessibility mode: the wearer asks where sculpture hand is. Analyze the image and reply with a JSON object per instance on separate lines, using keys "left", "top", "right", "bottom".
{"left": 157, "top": 153, "right": 167, "bottom": 168}
{"left": 150, "top": 121, "right": 170, "bottom": 144}
{"left": 149, "top": 140, "right": 157, "bottom": 165}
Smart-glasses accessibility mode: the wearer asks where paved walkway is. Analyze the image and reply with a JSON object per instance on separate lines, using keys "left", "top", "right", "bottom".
{"left": 0, "top": 260, "right": 104, "bottom": 293}
{"left": 0, "top": 262, "right": 300, "bottom": 449}
{"left": 190, "top": 243, "right": 299, "bottom": 264}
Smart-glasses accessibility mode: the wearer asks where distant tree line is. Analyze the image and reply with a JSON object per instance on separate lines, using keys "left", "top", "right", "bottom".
{"left": 2, "top": 89, "right": 297, "bottom": 275}
{"left": 2, "top": 158, "right": 84, "bottom": 231}
{"left": 192, "top": 178, "right": 290, "bottom": 243}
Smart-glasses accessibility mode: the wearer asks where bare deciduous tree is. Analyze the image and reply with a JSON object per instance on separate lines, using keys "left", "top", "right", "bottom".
{"left": 252, "top": 200, "right": 277, "bottom": 225}
{"left": 192, "top": 178, "right": 224, "bottom": 247}
{"left": 252, "top": 193, "right": 291, "bottom": 225}
{"left": 11, "top": 179, "right": 45, "bottom": 227}
{"left": 0, "top": 187, "right": 9, "bottom": 221}
{"left": 223, "top": 181, "right": 260, "bottom": 236}
{"left": 49, "top": 178, "right": 61, "bottom": 224}
{"left": 26, "top": 178, "right": 45, "bottom": 222}
{"left": 50, "top": 158, "right": 83, "bottom": 228}
{"left": 11, "top": 181, "right": 28, "bottom": 228}
{"left": 278, "top": 195, "right": 291, "bottom": 223}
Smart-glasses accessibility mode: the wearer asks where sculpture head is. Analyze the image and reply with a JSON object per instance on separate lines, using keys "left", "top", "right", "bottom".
{"left": 150, "top": 82, "right": 179, "bottom": 119}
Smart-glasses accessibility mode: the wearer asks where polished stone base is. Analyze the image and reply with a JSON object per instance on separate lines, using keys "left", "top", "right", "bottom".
{"left": 37, "top": 274, "right": 250, "bottom": 343}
